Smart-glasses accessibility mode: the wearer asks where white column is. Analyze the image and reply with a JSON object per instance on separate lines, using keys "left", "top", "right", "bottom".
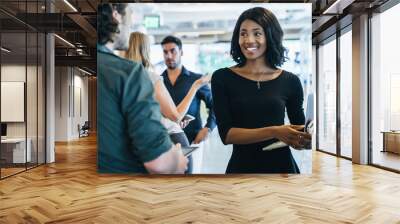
{"left": 45, "top": 0, "right": 56, "bottom": 163}
{"left": 46, "top": 32, "right": 55, "bottom": 163}
{"left": 352, "top": 14, "right": 369, "bottom": 164}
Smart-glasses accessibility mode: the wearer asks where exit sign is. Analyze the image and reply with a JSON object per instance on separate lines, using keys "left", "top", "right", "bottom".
{"left": 143, "top": 15, "right": 160, "bottom": 29}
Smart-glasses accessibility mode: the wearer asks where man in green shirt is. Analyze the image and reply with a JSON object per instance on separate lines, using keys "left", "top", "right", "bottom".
{"left": 97, "top": 3, "right": 187, "bottom": 173}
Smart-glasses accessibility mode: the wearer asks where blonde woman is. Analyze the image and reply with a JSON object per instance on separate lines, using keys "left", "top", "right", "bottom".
{"left": 125, "top": 32, "right": 210, "bottom": 172}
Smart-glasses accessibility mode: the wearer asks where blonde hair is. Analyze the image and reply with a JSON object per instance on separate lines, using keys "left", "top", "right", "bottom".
{"left": 126, "top": 32, "right": 152, "bottom": 69}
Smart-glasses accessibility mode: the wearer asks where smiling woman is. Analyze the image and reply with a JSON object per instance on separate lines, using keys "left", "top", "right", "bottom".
{"left": 238, "top": 19, "right": 268, "bottom": 63}
{"left": 231, "top": 7, "right": 287, "bottom": 69}
{"left": 211, "top": 7, "right": 311, "bottom": 174}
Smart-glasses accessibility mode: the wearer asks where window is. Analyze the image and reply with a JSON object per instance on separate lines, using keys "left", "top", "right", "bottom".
{"left": 339, "top": 29, "right": 352, "bottom": 158}
{"left": 370, "top": 3, "right": 400, "bottom": 171}
{"left": 317, "top": 37, "right": 337, "bottom": 154}
{"left": 0, "top": 1, "right": 47, "bottom": 179}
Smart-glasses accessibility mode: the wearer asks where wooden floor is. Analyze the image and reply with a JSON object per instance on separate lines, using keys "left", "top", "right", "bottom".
{"left": 1, "top": 135, "right": 400, "bottom": 223}
{"left": 372, "top": 151, "right": 400, "bottom": 171}
{"left": 1, "top": 167, "right": 26, "bottom": 178}
{"left": 1, "top": 163, "right": 45, "bottom": 178}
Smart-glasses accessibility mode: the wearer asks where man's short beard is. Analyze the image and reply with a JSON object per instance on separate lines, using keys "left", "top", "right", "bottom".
{"left": 167, "top": 64, "right": 177, "bottom": 69}
{"left": 166, "top": 60, "right": 181, "bottom": 70}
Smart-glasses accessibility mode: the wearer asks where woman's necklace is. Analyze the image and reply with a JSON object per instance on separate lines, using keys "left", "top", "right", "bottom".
{"left": 255, "top": 69, "right": 280, "bottom": 90}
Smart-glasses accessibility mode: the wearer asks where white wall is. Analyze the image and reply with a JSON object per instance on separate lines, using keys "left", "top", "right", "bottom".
{"left": 55, "top": 66, "right": 69, "bottom": 141}
{"left": 54, "top": 67, "right": 89, "bottom": 141}
{"left": 1, "top": 65, "right": 34, "bottom": 138}
{"left": 1, "top": 64, "right": 46, "bottom": 164}
{"left": 72, "top": 73, "right": 89, "bottom": 138}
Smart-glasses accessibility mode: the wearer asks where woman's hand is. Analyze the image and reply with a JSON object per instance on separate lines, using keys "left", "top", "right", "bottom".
{"left": 274, "top": 125, "right": 311, "bottom": 149}
{"left": 179, "top": 119, "right": 191, "bottom": 129}
{"left": 192, "top": 74, "right": 212, "bottom": 89}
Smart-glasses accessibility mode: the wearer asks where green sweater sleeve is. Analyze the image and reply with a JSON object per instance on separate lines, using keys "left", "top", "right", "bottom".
{"left": 121, "top": 64, "right": 172, "bottom": 163}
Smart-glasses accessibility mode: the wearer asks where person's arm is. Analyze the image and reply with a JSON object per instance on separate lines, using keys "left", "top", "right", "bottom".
{"left": 211, "top": 70, "right": 310, "bottom": 148}
{"left": 121, "top": 65, "right": 187, "bottom": 174}
{"left": 225, "top": 127, "right": 275, "bottom": 144}
{"left": 153, "top": 80, "right": 180, "bottom": 122}
{"left": 286, "top": 75, "right": 311, "bottom": 149}
{"left": 144, "top": 144, "right": 187, "bottom": 174}
{"left": 154, "top": 76, "right": 210, "bottom": 122}
{"left": 192, "top": 78, "right": 216, "bottom": 144}
{"left": 197, "top": 79, "right": 216, "bottom": 131}
{"left": 225, "top": 125, "right": 309, "bottom": 149}
{"left": 176, "top": 75, "right": 211, "bottom": 117}
{"left": 286, "top": 75, "right": 305, "bottom": 125}
{"left": 211, "top": 70, "right": 235, "bottom": 145}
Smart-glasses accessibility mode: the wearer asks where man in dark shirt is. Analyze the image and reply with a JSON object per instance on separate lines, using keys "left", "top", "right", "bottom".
{"left": 97, "top": 4, "right": 187, "bottom": 174}
{"left": 160, "top": 36, "right": 216, "bottom": 144}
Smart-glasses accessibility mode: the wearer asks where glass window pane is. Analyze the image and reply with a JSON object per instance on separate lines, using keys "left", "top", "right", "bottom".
{"left": 318, "top": 38, "right": 337, "bottom": 154}
{"left": 371, "top": 4, "right": 400, "bottom": 171}
{"left": 27, "top": 31, "right": 38, "bottom": 169}
{"left": 1, "top": 30, "right": 28, "bottom": 177}
{"left": 340, "top": 30, "right": 352, "bottom": 158}
{"left": 1, "top": 0, "right": 46, "bottom": 179}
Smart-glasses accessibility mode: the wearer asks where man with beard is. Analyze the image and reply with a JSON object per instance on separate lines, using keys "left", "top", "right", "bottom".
{"left": 160, "top": 36, "right": 216, "bottom": 145}
{"left": 97, "top": 4, "right": 187, "bottom": 174}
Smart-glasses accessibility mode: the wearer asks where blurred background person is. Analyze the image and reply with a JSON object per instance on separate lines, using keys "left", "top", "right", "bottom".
{"left": 125, "top": 32, "right": 210, "bottom": 173}
{"left": 97, "top": 4, "right": 187, "bottom": 174}
{"left": 160, "top": 36, "right": 216, "bottom": 145}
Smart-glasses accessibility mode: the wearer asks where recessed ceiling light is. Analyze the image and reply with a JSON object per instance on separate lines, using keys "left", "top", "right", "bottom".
{"left": 54, "top": 34, "right": 75, "bottom": 48}
{"left": 78, "top": 67, "right": 92, "bottom": 76}
{"left": 1, "top": 47, "right": 11, "bottom": 53}
{"left": 322, "top": 0, "right": 353, "bottom": 15}
{"left": 63, "top": 0, "right": 78, "bottom": 12}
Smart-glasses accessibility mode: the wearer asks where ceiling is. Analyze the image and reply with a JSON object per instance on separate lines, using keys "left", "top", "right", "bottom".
{"left": 0, "top": 0, "right": 393, "bottom": 75}
{"left": 130, "top": 3, "right": 311, "bottom": 44}
{"left": 0, "top": 0, "right": 98, "bottom": 73}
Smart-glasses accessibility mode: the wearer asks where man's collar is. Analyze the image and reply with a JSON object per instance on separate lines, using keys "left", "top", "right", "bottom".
{"left": 180, "top": 66, "right": 190, "bottom": 76}
{"left": 162, "top": 66, "right": 190, "bottom": 77}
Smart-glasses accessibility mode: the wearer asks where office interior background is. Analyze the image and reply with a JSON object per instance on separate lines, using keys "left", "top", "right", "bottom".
{"left": 1, "top": 0, "right": 399, "bottom": 177}
{"left": 0, "top": 0, "right": 400, "bottom": 222}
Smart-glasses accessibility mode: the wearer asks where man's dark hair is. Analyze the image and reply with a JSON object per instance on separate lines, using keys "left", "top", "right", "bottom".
{"left": 161, "top": 35, "right": 182, "bottom": 50}
{"left": 97, "top": 3, "right": 127, "bottom": 45}
{"left": 230, "top": 7, "right": 287, "bottom": 69}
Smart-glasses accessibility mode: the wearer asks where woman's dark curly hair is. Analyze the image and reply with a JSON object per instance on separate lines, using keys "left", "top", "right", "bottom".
{"left": 97, "top": 3, "right": 127, "bottom": 45}
{"left": 230, "top": 7, "right": 287, "bottom": 69}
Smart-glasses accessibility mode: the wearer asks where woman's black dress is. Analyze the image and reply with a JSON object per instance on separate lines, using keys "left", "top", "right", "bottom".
{"left": 211, "top": 68, "right": 305, "bottom": 173}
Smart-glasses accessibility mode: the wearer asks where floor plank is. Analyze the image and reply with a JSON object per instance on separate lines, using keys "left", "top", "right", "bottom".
{"left": 0, "top": 135, "right": 399, "bottom": 223}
